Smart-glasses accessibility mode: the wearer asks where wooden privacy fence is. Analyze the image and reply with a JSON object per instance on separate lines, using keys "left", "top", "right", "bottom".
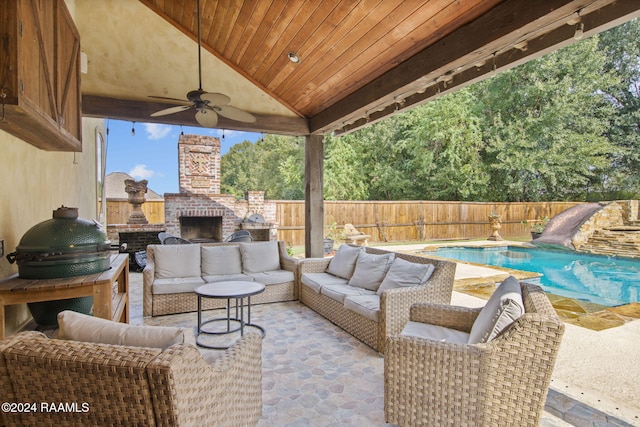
{"left": 107, "top": 199, "right": 582, "bottom": 246}
{"left": 106, "top": 200, "right": 165, "bottom": 224}
{"left": 275, "top": 200, "right": 583, "bottom": 246}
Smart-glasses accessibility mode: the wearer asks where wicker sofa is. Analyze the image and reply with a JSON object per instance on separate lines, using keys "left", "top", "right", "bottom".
{"left": 299, "top": 245, "right": 456, "bottom": 352}
{"left": 0, "top": 329, "right": 262, "bottom": 426}
{"left": 144, "top": 240, "right": 298, "bottom": 316}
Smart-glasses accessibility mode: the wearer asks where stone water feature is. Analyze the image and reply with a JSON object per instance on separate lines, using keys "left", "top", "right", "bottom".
{"left": 533, "top": 200, "right": 640, "bottom": 258}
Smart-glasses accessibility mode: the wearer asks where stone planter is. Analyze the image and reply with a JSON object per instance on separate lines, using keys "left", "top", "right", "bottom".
{"left": 323, "top": 238, "right": 334, "bottom": 254}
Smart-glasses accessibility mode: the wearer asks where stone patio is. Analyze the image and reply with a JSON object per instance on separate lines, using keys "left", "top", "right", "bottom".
{"left": 126, "top": 270, "right": 638, "bottom": 426}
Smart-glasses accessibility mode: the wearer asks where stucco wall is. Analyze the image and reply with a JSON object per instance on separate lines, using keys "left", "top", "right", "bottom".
{"left": 0, "top": 117, "right": 103, "bottom": 334}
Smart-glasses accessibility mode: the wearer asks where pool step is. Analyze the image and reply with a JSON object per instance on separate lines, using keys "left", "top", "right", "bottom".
{"left": 578, "top": 228, "right": 640, "bottom": 258}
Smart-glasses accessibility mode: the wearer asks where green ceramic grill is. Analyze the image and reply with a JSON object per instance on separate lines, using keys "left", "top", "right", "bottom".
{"left": 6, "top": 206, "right": 111, "bottom": 326}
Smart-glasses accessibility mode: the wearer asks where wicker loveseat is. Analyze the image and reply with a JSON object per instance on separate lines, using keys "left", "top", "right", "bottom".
{"left": 299, "top": 245, "right": 456, "bottom": 352}
{"left": 384, "top": 281, "right": 565, "bottom": 427}
{"left": 144, "top": 240, "right": 298, "bottom": 316}
{"left": 0, "top": 329, "right": 262, "bottom": 426}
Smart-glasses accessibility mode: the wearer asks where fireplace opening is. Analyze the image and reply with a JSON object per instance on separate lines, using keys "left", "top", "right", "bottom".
{"left": 180, "top": 216, "right": 222, "bottom": 242}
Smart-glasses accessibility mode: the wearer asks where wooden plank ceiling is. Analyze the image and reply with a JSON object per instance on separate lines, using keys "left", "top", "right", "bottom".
{"left": 142, "top": 0, "right": 502, "bottom": 118}
{"left": 83, "top": 0, "right": 640, "bottom": 136}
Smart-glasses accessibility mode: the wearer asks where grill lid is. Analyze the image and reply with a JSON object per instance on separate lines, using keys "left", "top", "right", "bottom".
{"left": 7, "top": 206, "right": 111, "bottom": 263}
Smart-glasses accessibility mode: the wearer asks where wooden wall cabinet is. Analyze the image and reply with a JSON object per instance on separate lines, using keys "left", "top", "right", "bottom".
{"left": 0, "top": 0, "right": 82, "bottom": 151}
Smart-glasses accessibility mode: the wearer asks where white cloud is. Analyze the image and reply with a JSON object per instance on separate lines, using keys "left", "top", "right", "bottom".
{"left": 129, "top": 164, "right": 155, "bottom": 179}
{"left": 144, "top": 123, "right": 172, "bottom": 140}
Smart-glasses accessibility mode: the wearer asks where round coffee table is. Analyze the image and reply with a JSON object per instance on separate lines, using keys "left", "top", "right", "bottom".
{"left": 194, "top": 281, "right": 265, "bottom": 349}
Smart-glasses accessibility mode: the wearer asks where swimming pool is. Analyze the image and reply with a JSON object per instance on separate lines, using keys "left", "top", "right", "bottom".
{"left": 432, "top": 246, "right": 640, "bottom": 306}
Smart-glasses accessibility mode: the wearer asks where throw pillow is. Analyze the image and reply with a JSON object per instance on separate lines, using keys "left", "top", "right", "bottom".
{"left": 348, "top": 251, "right": 395, "bottom": 291}
{"left": 57, "top": 310, "right": 195, "bottom": 349}
{"left": 239, "top": 241, "right": 280, "bottom": 273}
{"left": 154, "top": 243, "right": 201, "bottom": 279}
{"left": 377, "top": 257, "right": 435, "bottom": 295}
{"left": 326, "top": 244, "right": 363, "bottom": 279}
{"left": 201, "top": 245, "right": 243, "bottom": 275}
{"left": 468, "top": 276, "right": 524, "bottom": 344}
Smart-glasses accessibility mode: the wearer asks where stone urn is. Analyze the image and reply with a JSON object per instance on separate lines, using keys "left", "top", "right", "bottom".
{"left": 124, "top": 179, "right": 149, "bottom": 224}
{"left": 487, "top": 213, "right": 503, "bottom": 241}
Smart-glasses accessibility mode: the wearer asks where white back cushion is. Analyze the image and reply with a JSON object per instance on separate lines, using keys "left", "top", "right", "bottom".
{"left": 239, "top": 241, "right": 280, "bottom": 273}
{"left": 201, "top": 245, "right": 243, "bottom": 275}
{"left": 154, "top": 244, "right": 201, "bottom": 279}
{"left": 57, "top": 310, "right": 195, "bottom": 349}
{"left": 468, "top": 276, "right": 524, "bottom": 344}
{"left": 377, "top": 257, "right": 435, "bottom": 294}
{"left": 326, "top": 244, "right": 363, "bottom": 279}
{"left": 348, "top": 251, "right": 395, "bottom": 291}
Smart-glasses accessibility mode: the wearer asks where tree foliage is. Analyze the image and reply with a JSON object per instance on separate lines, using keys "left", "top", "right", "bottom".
{"left": 221, "top": 20, "right": 639, "bottom": 202}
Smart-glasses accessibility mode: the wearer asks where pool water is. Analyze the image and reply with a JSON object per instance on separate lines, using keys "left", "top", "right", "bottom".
{"left": 433, "top": 246, "right": 640, "bottom": 306}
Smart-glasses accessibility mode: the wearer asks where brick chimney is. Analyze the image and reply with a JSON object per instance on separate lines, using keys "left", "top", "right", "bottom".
{"left": 177, "top": 134, "right": 221, "bottom": 194}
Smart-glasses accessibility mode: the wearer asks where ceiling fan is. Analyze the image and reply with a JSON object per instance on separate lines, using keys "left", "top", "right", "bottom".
{"left": 149, "top": 0, "right": 256, "bottom": 127}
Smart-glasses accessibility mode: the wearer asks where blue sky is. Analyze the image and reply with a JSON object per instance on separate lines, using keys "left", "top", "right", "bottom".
{"left": 105, "top": 120, "right": 262, "bottom": 195}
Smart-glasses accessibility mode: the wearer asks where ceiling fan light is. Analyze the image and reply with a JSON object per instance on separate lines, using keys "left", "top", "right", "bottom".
{"left": 288, "top": 52, "right": 300, "bottom": 63}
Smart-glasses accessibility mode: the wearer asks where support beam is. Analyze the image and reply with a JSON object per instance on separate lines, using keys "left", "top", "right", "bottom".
{"left": 305, "top": 134, "right": 324, "bottom": 258}
{"left": 82, "top": 95, "right": 310, "bottom": 136}
{"left": 310, "top": 0, "right": 626, "bottom": 135}
{"left": 331, "top": 0, "right": 640, "bottom": 135}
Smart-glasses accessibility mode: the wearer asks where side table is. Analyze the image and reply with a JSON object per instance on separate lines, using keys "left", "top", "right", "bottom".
{"left": 195, "top": 281, "right": 265, "bottom": 349}
{"left": 0, "top": 253, "right": 129, "bottom": 339}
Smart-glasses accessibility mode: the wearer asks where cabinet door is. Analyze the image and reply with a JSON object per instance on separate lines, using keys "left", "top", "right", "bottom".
{"left": 19, "top": 0, "right": 57, "bottom": 123}
{"left": 55, "top": 0, "right": 82, "bottom": 141}
{"left": 0, "top": 0, "right": 81, "bottom": 151}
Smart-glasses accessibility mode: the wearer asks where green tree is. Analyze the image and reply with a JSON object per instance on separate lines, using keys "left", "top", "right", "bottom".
{"left": 597, "top": 19, "right": 640, "bottom": 198}
{"left": 400, "top": 90, "right": 489, "bottom": 200}
{"left": 324, "top": 133, "right": 368, "bottom": 200}
{"left": 473, "top": 36, "right": 618, "bottom": 201}
{"left": 221, "top": 135, "right": 305, "bottom": 199}
{"left": 221, "top": 140, "right": 260, "bottom": 197}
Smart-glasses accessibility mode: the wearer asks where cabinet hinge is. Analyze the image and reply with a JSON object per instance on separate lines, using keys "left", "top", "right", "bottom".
{"left": 19, "top": 80, "right": 24, "bottom": 94}
{"left": 19, "top": 21, "right": 23, "bottom": 37}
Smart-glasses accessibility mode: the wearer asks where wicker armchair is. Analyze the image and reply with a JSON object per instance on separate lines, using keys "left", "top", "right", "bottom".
{"left": 0, "top": 331, "right": 262, "bottom": 426}
{"left": 384, "top": 282, "right": 564, "bottom": 427}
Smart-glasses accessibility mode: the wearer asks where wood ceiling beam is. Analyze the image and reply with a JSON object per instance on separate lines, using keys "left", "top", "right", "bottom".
{"left": 331, "top": 0, "right": 640, "bottom": 136}
{"left": 309, "top": 0, "right": 623, "bottom": 135}
{"left": 82, "top": 95, "right": 309, "bottom": 136}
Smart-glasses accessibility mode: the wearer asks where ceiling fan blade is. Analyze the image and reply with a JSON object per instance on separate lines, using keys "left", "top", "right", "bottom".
{"left": 149, "top": 95, "right": 189, "bottom": 103}
{"left": 215, "top": 105, "right": 257, "bottom": 123}
{"left": 200, "top": 92, "right": 231, "bottom": 105}
{"left": 195, "top": 109, "right": 219, "bottom": 127}
{"left": 150, "top": 105, "right": 193, "bottom": 117}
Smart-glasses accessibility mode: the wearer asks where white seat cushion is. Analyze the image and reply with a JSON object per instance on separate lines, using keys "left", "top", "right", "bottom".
{"left": 300, "top": 272, "right": 349, "bottom": 293}
{"left": 326, "top": 244, "right": 363, "bottom": 279}
{"left": 377, "top": 257, "right": 435, "bottom": 294}
{"left": 153, "top": 244, "right": 201, "bottom": 279}
{"left": 320, "top": 284, "right": 375, "bottom": 304}
{"left": 348, "top": 251, "right": 395, "bottom": 291}
{"left": 239, "top": 241, "right": 280, "bottom": 273}
{"left": 468, "top": 276, "right": 524, "bottom": 344}
{"left": 401, "top": 320, "right": 470, "bottom": 344}
{"left": 57, "top": 310, "right": 196, "bottom": 349}
{"left": 249, "top": 270, "right": 295, "bottom": 286}
{"left": 202, "top": 273, "right": 253, "bottom": 283}
{"left": 152, "top": 276, "right": 205, "bottom": 294}
{"left": 344, "top": 295, "right": 380, "bottom": 322}
{"left": 201, "top": 245, "right": 243, "bottom": 275}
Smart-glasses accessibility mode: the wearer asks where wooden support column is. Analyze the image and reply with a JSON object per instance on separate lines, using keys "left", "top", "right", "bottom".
{"left": 305, "top": 134, "right": 324, "bottom": 258}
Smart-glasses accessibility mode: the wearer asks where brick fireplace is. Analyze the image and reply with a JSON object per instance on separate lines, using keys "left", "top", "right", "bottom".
{"left": 164, "top": 134, "right": 277, "bottom": 241}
